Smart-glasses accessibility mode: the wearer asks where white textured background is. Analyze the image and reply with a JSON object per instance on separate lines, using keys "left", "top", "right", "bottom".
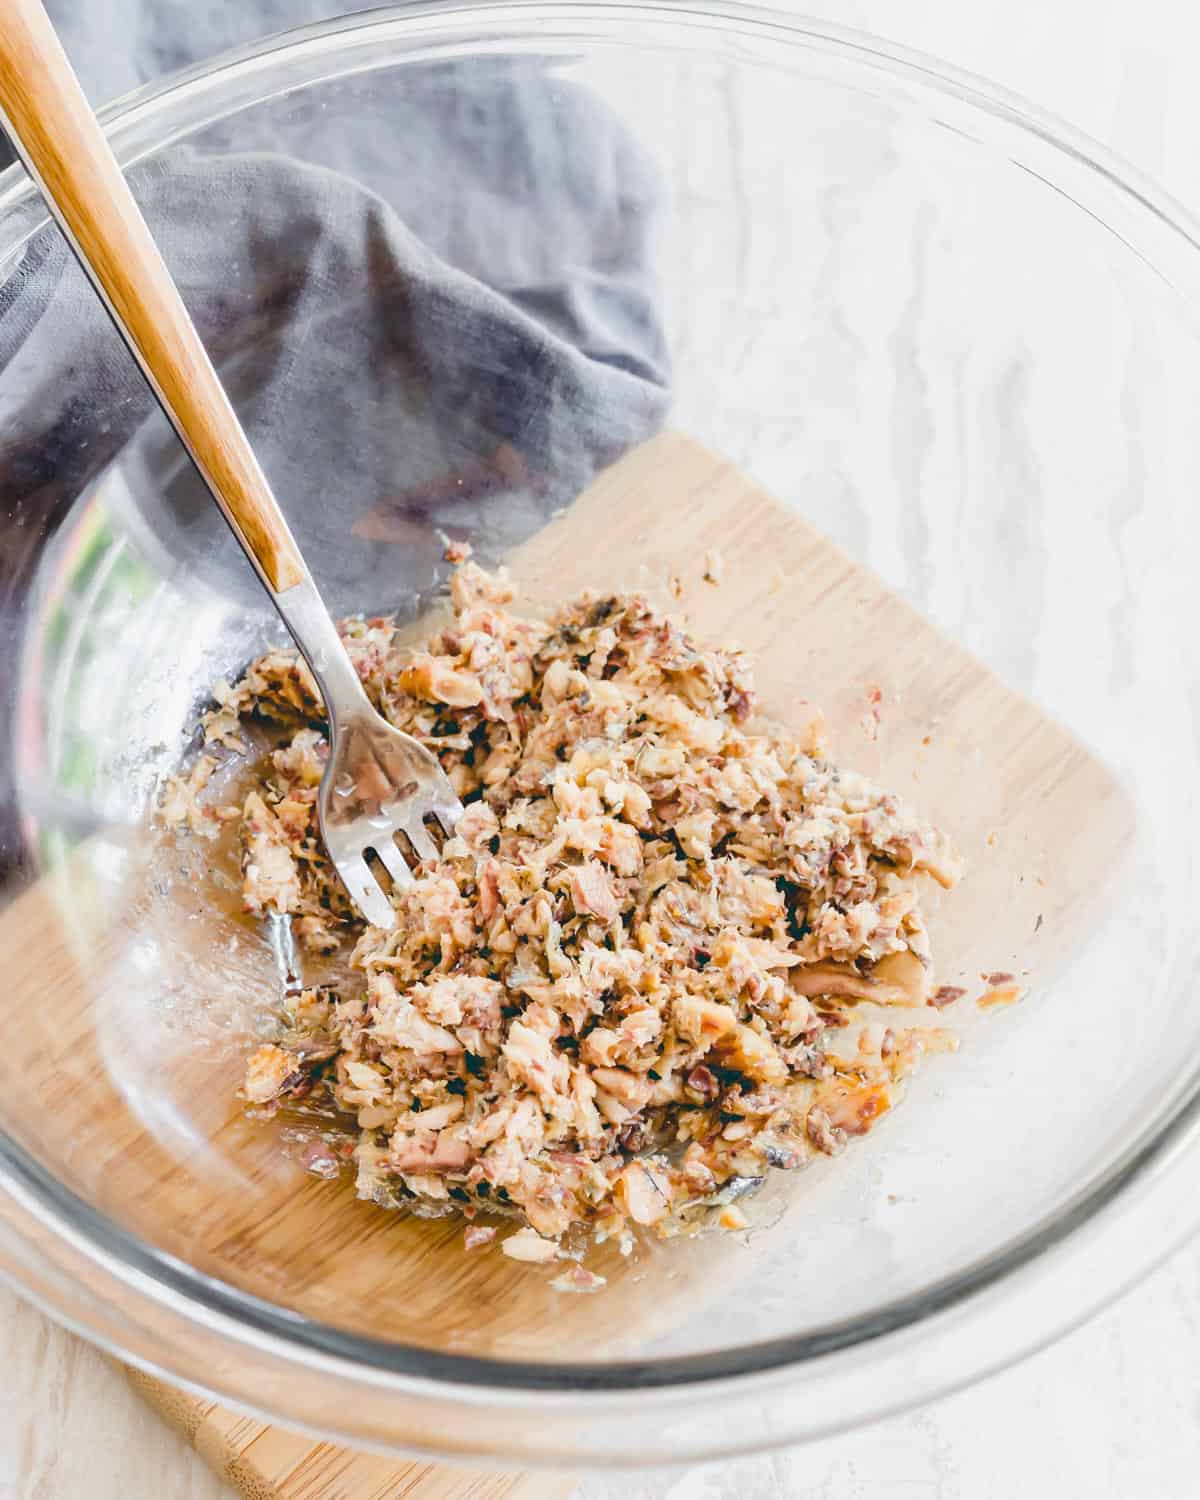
{"left": 6, "top": 1, "right": 1200, "bottom": 1496}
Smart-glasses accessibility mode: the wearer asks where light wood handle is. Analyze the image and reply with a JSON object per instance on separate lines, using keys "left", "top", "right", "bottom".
{"left": 0, "top": 0, "right": 306, "bottom": 593}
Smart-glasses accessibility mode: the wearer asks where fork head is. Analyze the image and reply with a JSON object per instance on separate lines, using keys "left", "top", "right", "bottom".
{"left": 318, "top": 708, "right": 463, "bottom": 929}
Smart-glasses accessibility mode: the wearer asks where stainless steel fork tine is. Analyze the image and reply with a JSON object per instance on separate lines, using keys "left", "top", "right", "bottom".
{"left": 336, "top": 853, "right": 395, "bottom": 930}
{"left": 404, "top": 820, "right": 440, "bottom": 864}
{"left": 428, "top": 800, "right": 466, "bottom": 837}
{"left": 372, "top": 836, "right": 415, "bottom": 891}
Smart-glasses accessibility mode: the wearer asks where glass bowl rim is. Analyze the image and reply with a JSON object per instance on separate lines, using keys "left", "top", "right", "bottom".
{"left": 3, "top": 0, "right": 1200, "bottom": 1461}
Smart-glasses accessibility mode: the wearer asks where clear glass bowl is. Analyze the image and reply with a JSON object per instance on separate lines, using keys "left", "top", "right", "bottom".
{"left": 3, "top": 0, "right": 1200, "bottom": 1468}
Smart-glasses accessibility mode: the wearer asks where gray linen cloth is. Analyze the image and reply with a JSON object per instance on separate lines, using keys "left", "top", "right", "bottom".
{"left": 0, "top": 2, "right": 669, "bottom": 613}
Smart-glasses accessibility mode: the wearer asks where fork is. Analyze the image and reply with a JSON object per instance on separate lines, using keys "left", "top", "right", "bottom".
{"left": 0, "top": 0, "right": 462, "bottom": 928}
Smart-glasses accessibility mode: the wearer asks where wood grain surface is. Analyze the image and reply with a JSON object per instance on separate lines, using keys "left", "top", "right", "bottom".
{"left": 0, "top": 0, "right": 306, "bottom": 593}
{"left": 0, "top": 433, "right": 1133, "bottom": 1495}
{"left": 122, "top": 1366, "right": 574, "bottom": 1500}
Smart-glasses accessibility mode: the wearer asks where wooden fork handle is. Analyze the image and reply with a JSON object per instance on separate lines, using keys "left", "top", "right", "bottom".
{"left": 0, "top": 0, "right": 307, "bottom": 594}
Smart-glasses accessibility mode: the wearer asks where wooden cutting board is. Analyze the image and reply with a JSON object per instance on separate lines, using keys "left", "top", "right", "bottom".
{"left": 2, "top": 432, "right": 1133, "bottom": 1496}
{"left": 122, "top": 1364, "right": 575, "bottom": 1500}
